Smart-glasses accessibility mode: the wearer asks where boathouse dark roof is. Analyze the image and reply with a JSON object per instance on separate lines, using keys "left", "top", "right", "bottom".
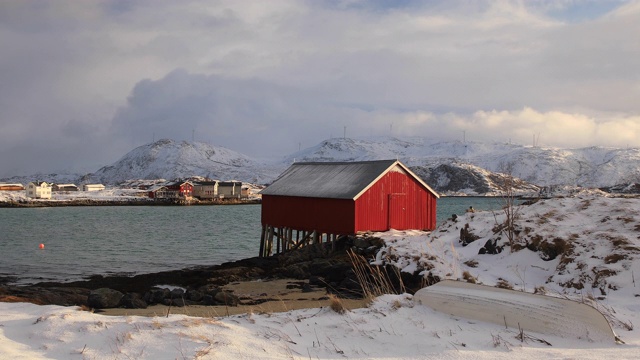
{"left": 260, "top": 160, "right": 438, "bottom": 200}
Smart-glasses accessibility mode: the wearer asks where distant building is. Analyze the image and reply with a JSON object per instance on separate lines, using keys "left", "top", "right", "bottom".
{"left": 26, "top": 181, "right": 52, "bottom": 199}
{"left": 241, "top": 185, "right": 251, "bottom": 198}
{"left": 193, "top": 181, "right": 219, "bottom": 200}
{"left": 52, "top": 184, "right": 79, "bottom": 192}
{"left": 83, "top": 184, "right": 105, "bottom": 192}
{"left": 149, "top": 181, "right": 193, "bottom": 201}
{"left": 0, "top": 183, "right": 24, "bottom": 191}
{"left": 218, "top": 181, "right": 243, "bottom": 199}
{"left": 147, "top": 185, "right": 167, "bottom": 199}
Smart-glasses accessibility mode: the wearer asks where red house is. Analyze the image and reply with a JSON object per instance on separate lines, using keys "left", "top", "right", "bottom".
{"left": 148, "top": 181, "right": 193, "bottom": 201}
{"left": 259, "top": 160, "right": 439, "bottom": 256}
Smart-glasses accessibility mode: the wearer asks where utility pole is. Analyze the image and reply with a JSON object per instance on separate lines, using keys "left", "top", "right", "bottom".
{"left": 463, "top": 130, "right": 466, "bottom": 143}
{"left": 344, "top": 126, "right": 346, "bottom": 139}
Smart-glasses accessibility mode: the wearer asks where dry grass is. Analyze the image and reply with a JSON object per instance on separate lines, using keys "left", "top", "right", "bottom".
{"left": 463, "top": 260, "right": 479, "bottom": 268}
{"left": 496, "top": 279, "right": 513, "bottom": 290}
{"left": 328, "top": 294, "right": 347, "bottom": 314}
{"left": 348, "top": 250, "right": 405, "bottom": 300}
{"left": 462, "top": 271, "right": 477, "bottom": 284}
{"left": 604, "top": 253, "right": 627, "bottom": 264}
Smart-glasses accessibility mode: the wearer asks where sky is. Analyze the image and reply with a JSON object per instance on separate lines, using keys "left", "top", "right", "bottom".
{"left": 0, "top": 0, "right": 639, "bottom": 177}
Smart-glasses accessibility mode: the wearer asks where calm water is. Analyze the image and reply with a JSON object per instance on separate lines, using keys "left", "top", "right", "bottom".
{"left": 0, "top": 198, "right": 512, "bottom": 284}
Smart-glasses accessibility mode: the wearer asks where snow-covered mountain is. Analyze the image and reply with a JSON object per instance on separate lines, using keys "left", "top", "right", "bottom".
{"left": 3, "top": 136, "right": 639, "bottom": 194}
{"left": 83, "top": 139, "right": 280, "bottom": 185}
{"left": 286, "top": 137, "right": 640, "bottom": 188}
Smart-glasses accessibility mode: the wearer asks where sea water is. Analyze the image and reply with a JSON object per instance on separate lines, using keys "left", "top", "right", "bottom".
{"left": 0, "top": 197, "right": 513, "bottom": 284}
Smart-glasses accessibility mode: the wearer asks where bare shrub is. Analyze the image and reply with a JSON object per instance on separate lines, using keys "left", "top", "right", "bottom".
{"left": 496, "top": 279, "right": 513, "bottom": 289}
{"left": 462, "top": 271, "right": 477, "bottom": 284}
{"left": 463, "top": 259, "right": 479, "bottom": 268}
{"left": 604, "top": 253, "right": 627, "bottom": 264}
{"left": 493, "top": 162, "right": 523, "bottom": 252}
{"left": 527, "top": 236, "right": 573, "bottom": 261}
{"left": 348, "top": 250, "right": 405, "bottom": 299}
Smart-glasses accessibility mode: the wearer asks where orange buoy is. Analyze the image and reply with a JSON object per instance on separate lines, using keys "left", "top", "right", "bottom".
{"left": 39, "top": 243, "right": 45, "bottom": 249}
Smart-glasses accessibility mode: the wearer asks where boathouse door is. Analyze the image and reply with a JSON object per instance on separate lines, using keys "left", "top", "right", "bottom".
{"left": 388, "top": 193, "right": 407, "bottom": 230}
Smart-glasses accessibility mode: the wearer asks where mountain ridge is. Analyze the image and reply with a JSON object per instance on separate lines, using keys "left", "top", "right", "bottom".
{"left": 2, "top": 137, "right": 639, "bottom": 195}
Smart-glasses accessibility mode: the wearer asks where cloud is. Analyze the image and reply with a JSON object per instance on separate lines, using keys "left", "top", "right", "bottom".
{"left": 0, "top": 0, "right": 638, "bottom": 177}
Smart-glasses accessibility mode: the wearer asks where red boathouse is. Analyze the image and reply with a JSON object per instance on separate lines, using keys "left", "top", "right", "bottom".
{"left": 259, "top": 160, "right": 439, "bottom": 256}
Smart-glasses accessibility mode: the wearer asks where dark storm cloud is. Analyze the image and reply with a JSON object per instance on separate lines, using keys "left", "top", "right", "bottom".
{"left": 110, "top": 70, "right": 356, "bottom": 158}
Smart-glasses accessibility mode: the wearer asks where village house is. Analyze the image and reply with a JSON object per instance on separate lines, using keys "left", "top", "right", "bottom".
{"left": 259, "top": 160, "right": 439, "bottom": 257}
{"left": 83, "top": 184, "right": 105, "bottom": 192}
{"left": 26, "top": 181, "right": 52, "bottom": 199}
{"left": 0, "top": 183, "right": 24, "bottom": 191}
{"left": 192, "top": 181, "right": 219, "bottom": 200}
{"left": 149, "top": 181, "right": 193, "bottom": 201}
{"left": 52, "top": 184, "right": 79, "bottom": 192}
{"left": 218, "top": 181, "right": 243, "bottom": 199}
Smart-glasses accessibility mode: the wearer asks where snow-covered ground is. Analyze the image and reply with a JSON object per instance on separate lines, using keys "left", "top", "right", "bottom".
{"left": 0, "top": 188, "right": 147, "bottom": 203}
{"left": 1, "top": 193, "right": 640, "bottom": 359}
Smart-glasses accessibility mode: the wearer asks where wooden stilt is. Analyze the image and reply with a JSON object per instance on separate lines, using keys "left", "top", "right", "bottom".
{"left": 267, "top": 226, "right": 274, "bottom": 256}
{"left": 259, "top": 225, "right": 266, "bottom": 257}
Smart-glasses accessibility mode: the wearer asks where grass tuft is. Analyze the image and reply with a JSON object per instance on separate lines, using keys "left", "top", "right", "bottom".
{"left": 328, "top": 294, "right": 347, "bottom": 314}
{"left": 348, "top": 249, "right": 405, "bottom": 300}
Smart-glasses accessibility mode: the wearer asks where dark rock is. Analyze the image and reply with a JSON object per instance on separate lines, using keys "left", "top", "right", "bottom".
{"left": 170, "top": 288, "right": 185, "bottom": 299}
{"left": 203, "top": 294, "right": 215, "bottom": 305}
{"left": 479, "top": 239, "right": 503, "bottom": 255}
{"left": 87, "top": 288, "right": 124, "bottom": 309}
{"left": 214, "top": 291, "right": 239, "bottom": 306}
{"left": 186, "top": 289, "right": 203, "bottom": 302}
{"left": 282, "top": 264, "right": 310, "bottom": 279}
{"left": 301, "top": 283, "right": 313, "bottom": 293}
{"left": 322, "top": 263, "right": 352, "bottom": 283}
{"left": 309, "top": 276, "right": 325, "bottom": 286}
{"left": 168, "top": 297, "right": 187, "bottom": 307}
{"left": 119, "top": 293, "right": 147, "bottom": 309}
{"left": 198, "top": 284, "right": 221, "bottom": 297}
{"left": 148, "top": 288, "right": 171, "bottom": 304}
{"left": 460, "top": 224, "right": 480, "bottom": 246}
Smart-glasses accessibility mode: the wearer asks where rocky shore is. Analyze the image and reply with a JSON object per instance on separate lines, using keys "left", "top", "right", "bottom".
{"left": 0, "top": 236, "right": 428, "bottom": 312}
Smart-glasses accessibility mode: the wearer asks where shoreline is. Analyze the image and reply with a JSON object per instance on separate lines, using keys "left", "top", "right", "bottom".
{"left": 0, "top": 237, "right": 408, "bottom": 316}
{"left": 0, "top": 198, "right": 262, "bottom": 208}
{"left": 100, "top": 278, "right": 369, "bottom": 317}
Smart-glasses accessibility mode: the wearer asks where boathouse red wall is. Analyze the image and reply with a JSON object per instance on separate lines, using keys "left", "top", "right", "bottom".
{"left": 261, "top": 170, "right": 437, "bottom": 235}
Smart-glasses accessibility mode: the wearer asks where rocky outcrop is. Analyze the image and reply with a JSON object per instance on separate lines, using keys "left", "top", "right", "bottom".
{"left": 87, "top": 288, "right": 124, "bottom": 309}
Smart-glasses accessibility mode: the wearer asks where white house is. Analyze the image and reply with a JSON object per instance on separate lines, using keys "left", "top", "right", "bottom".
{"left": 218, "top": 181, "right": 243, "bottom": 199}
{"left": 26, "top": 181, "right": 51, "bottom": 199}
{"left": 83, "top": 184, "right": 105, "bottom": 192}
{"left": 193, "top": 181, "right": 219, "bottom": 200}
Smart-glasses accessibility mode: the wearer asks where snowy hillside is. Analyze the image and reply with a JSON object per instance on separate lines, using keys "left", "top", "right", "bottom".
{"left": 0, "top": 171, "right": 85, "bottom": 188}
{"left": 84, "top": 139, "right": 280, "bottom": 185}
{"left": 2, "top": 137, "right": 639, "bottom": 192}
{"left": 287, "top": 137, "right": 640, "bottom": 188}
